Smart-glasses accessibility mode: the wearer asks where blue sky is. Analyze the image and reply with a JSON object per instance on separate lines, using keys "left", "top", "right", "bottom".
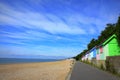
{"left": 0, "top": 0, "right": 120, "bottom": 58}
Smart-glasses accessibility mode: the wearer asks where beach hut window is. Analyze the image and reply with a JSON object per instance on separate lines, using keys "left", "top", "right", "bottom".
{"left": 100, "top": 47, "right": 103, "bottom": 53}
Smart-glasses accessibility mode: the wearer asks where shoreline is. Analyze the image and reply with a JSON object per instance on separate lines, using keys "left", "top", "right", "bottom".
{"left": 0, "top": 58, "right": 63, "bottom": 65}
{"left": 0, "top": 59, "right": 74, "bottom": 80}
{"left": 0, "top": 59, "right": 63, "bottom": 65}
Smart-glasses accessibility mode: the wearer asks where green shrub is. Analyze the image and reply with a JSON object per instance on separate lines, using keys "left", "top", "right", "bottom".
{"left": 110, "top": 64, "right": 117, "bottom": 74}
{"left": 100, "top": 64, "right": 105, "bottom": 70}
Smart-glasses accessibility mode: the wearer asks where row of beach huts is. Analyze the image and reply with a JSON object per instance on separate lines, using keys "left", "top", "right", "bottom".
{"left": 81, "top": 34, "right": 120, "bottom": 70}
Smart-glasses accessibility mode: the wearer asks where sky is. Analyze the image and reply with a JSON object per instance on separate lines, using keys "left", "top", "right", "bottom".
{"left": 0, "top": 0, "right": 120, "bottom": 59}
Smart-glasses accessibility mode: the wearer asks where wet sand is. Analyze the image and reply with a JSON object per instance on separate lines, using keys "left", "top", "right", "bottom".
{"left": 0, "top": 59, "right": 74, "bottom": 80}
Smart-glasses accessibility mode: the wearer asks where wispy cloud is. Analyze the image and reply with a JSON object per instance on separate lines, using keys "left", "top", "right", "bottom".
{"left": 0, "top": 3, "right": 86, "bottom": 35}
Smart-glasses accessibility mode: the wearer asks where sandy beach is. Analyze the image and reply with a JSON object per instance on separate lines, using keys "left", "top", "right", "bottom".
{"left": 0, "top": 59, "right": 74, "bottom": 80}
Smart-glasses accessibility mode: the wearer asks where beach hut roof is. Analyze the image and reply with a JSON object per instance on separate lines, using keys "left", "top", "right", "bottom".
{"left": 96, "top": 34, "right": 116, "bottom": 48}
{"left": 89, "top": 46, "right": 97, "bottom": 52}
{"left": 102, "top": 34, "right": 116, "bottom": 46}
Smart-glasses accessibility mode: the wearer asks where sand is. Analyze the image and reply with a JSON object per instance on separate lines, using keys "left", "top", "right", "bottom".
{"left": 0, "top": 59, "right": 74, "bottom": 80}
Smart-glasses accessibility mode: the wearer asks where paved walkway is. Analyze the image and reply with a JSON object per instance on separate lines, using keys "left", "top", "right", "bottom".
{"left": 70, "top": 61, "right": 120, "bottom": 80}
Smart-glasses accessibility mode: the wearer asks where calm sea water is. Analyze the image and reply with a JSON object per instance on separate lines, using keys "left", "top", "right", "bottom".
{"left": 0, "top": 58, "right": 60, "bottom": 64}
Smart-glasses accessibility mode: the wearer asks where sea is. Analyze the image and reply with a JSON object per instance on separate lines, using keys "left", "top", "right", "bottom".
{"left": 0, "top": 58, "right": 61, "bottom": 64}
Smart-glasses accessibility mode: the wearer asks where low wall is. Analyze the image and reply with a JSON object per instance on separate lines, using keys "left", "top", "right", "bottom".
{"left": 91, "top": 58, "right": 97, "bottom": 65}
{"left": 96, "top": 60, "right": 106, "bottom": 68}
{"left": 91, "top": 58, "right": 106, "bottom": 68}
{"left": 83, "top": 56, "right": 120, "bottom": 74}
{"left": 106, "top": 56, "right": 120, "bottom": 74}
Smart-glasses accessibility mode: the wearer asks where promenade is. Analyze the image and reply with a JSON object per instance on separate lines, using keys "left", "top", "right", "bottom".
{"left": 70, "top": 61, "right": 120, "bottom": 80}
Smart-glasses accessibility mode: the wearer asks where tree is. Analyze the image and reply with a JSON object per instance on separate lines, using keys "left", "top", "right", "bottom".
{"left": 115, "top": 16, "right": 120, "bottom": 46}
{"left": 87, "top": 38, "right": 97, "bottom": 50}
{"left": 96, "top": 23, "right": 115, "bottom": 45}
{"left": 74, "top": 49, "right": 88, "bottom": 60}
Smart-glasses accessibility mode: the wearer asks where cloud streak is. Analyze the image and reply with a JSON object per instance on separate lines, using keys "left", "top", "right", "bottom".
{"left": 0, "top": 3, "right": 86, "bottom": 35}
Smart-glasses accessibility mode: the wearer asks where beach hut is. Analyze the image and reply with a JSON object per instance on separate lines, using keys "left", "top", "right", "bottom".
{"left": 90, "top": 47, "right": 97, "bottom": 59}
{"left": 89, "top": 51, "right": 93, "bottom": 60}
{"left": 102, "top": 34, "right": 120, "bottom": 60}
{"left": 81, "top": 56, "right": 85, "bottom": 61}
{"left": 84, "top": 53, "right": 89, "bottom": 61}
{"left": 87, "top": 50, "right": 93, "bottom": 61}
{"left": 93, "top": 47, "right": 97, "bottom": 58}
{"left": 88, "top": 47, "right": 97, "bottom": 64}
{"left": 96, "top": 49, "right": 100, "bottom": 60}
{"left": 96, "top": 45, "right": 106, "bottom": 67}
{"left": 96, "top": 45, "right": 103, "bottom": 60}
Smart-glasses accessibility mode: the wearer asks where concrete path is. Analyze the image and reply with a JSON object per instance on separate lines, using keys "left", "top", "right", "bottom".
{"left": 70, "top": 61, "right": 120, "bottom": 80}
